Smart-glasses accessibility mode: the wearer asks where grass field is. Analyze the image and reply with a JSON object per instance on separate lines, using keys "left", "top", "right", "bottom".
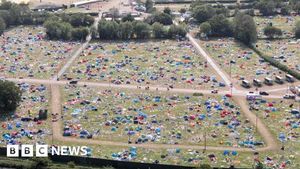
{"left": 256, "top": 39, "right": 300, "bottom": 73}
{"left": 246, "top": 98, "right": 300, "bottom": 168}
{"left": 254, "top": 15, "right": 300, "bottom": 38}
{"left": 64, "top": 40, "right": 225, "bottom": 89}
{"left": 61, "top": 85, "right": 263, "bottom": 147}
{"left": 0, "top": 83, "right": 51, "bottom": 146}
{"left": 0, "top": 26, "right": 80, "bottom": 79}
{"left": 55, "top": 138, "right": 300, "bottom": 168}
{"left": 201, "top": 38, "right": 283, "bottom": 86}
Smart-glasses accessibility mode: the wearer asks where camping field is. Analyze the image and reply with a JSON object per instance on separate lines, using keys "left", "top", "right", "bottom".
{"left": 63, "top": 40, "right": 226, "bottom": 89}
{"left": 0, "top": 83, "right": 51, "bottom": 146}
{"left": 248, "top": 98, "right": 300, "bottom": 149}
{"left": 200, "top": 38, "right": 284, "bottom": 87}
{"left": 56, "top": 138, "right": 300, "bottom": 168}
{"left": 61, "top": 85, "right": 263, "bottom": 147}
{"left": 254, "top": 15, "right": 300, "bottom": 38}
{"left": 0, "top": 26, "right": 80, "bottom": 79}
{"left": 255, "top": 39, "right": 300, "bottom": 73}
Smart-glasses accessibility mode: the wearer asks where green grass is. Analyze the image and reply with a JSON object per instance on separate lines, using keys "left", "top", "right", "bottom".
{"left": 254, "top": 15, "right": 300, "bottom": 38}
{"left": 64, "top": 40, "right": 222, "bottom": 89}
{"left": 0, "top": 26, "right": 80, "bottom": 79}
{"left": 201, "top": 38, "right": 281, "bottom": 83}
{"left": 0, "top": 84, "right": 51, "bottom": 146}
{"left": 255, "top": 40, "right": 300, "bottom": 73}
{"left": 61, "top": 85, "right": 263, "bottom": 147}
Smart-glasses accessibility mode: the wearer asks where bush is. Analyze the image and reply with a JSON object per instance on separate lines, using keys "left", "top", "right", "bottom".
{"left": 263, "top": 25, "right": 282, "bottom": 38}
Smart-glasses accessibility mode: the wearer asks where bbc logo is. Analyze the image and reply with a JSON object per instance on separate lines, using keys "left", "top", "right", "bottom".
{"left": 7, "top": 145, "right": 48, "bottom": 157}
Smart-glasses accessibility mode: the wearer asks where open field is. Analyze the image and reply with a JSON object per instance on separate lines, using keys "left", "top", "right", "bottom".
{"left": 248, "top": 99, "right": 299, "bottom": 149}
{"left": 199, "top": 38, "right": 288, "bottom": 88}
{"left": 254, "top": 15, "right": 300, "bottom": 38}
{"left": 0, "top": 26, "right": 80, "bottom": 79}
{"left": 63, "top": 40, "right": 226, "bottom": 89}
{"left": 247, "top": 98, "right": 300, "bottom": 168}
{"left": 56, "top": 139, "right": 300, "bottom": 168}
{"left": 61, "top": 85, "right": 263, "bottom": 147}
{"left": 0, "top": 83, "right": 51, "bottom": 146}
{"left": 256, "top": 39, "right": 300, "bottom": 73}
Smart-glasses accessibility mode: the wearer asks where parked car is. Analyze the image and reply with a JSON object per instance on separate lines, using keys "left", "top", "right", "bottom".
{"left": 259, "top": 91, "right": 269, "bottom": 96}
{"left": 283, "top": 94, "right": 296, "bottom": 99}
{"left": 69, "top": 80, "right": 78, "bottom": 85}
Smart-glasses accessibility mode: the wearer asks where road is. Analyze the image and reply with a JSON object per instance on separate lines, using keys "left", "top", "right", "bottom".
{"left": 53, "top": 13, "right": 101, "bottom": 80}
{"left": 7, "top": 77, "right": 284, "bottom": 99}
{"left": 186, "top": 34, "right": 233, "bottom": 88}
{"left": 53, "top": 0, "right": 123, "bottom": 80}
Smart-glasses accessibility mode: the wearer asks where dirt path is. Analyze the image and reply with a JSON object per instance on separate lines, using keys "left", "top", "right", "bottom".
{"left": 49, "top": 85, "right": 279, "bottom": 152}
{"left": 186, "top": 33, "right": 234, "bottom": 90}
{"left": 233, "top": 96, "right": 279, "bottom": 151}
{"left": 7, "top": 77, "right": 285, "bottom": 99}
{"left": 51, "top": 85, "right": 63, "bottom": 142}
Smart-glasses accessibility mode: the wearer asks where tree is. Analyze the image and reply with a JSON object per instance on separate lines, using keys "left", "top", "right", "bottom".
{"left": 192, "top": 5, "right": 216, "bottom": 23}
{"left": 0, "top": 17, "right": 6, "bottom": 35}
{"left": 145, "top": 0, "right": 154, "bottom": 13}
{"left": 215, "top": 4, "right": 229, "bottom": 16}
{"left": 133, "top": 21, "right": 151, "bottom": 39}
{"left": 168, "top": 24, "right": 187, "bottom": 39}
{"left": 256, "top": 0, "right": 276, "bottom": 16}
{"left": 146, "top": 12, "right": 173, "bottom": 25}
{"left": 72, "top": 27, "right": 89, "bottom": 41}
{"left": 43, "top": 19, "right": 73, "bottom": 40}
{"left": 163, "top": 7, "right": 171, "bottom": 15}
{"left": 199, "top": 21, "right": 211, "bottom": 36}
{"left": 208, "top": 14, "right": 233, "bottom": 37}
{"left": 108, "top": 21, "right": 119, "bottom": 39}
{"left": 233, "top": 13, "right": 257, "bottom": 45}
{"left": 290, "top": 0, "right": 300, "bottom": 14}
{"left": 0, "top": 80, "right": 22, "bottom": 114}
{"left": 281, "top": 5, "right": 290, "bottom": 15}
{"left": 152, "top": 22, "right": 167, "bottom": 38}
{"left": 119, "top": 21, "right": 133, "bottom": 39}
{"left": 295, "top": 21, "right": 300, "bottom": 38}
{"left": 98, "top": 20, "right": 119, "bottom": 40}
{"left": 122, "top": 14, "right": 134, "bottom": 22}
{"left": 60, "top": 22, "right": 73, "bottom": 40}
{"left": 69, "top": 14, "right": 82, "bottom": 27}
{"left": 263, "top": 25, "right": 282, "bottom": 38}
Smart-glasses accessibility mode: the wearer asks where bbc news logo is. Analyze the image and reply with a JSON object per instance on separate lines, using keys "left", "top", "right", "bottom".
{"left": 7, "top": 145, "right": 88, "bottom": 157}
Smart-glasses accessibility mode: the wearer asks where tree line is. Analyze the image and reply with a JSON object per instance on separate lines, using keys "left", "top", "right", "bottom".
{"left": 93, "top": 20, "right": 187, "bottom": 40}
{"left": 191, "top": 3, "right": 255, "bottom": 44}
{"left": 42, "top": 13, "right": 94, "bottom": 41}
{"left": 0, "top": 0, "right": 46, "bottom": 35}
{"left": 43, "top": 15, "right": 92, "bottom": 41}
{"left": 254, "top": 0, "right": 300, "bottom": 16}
